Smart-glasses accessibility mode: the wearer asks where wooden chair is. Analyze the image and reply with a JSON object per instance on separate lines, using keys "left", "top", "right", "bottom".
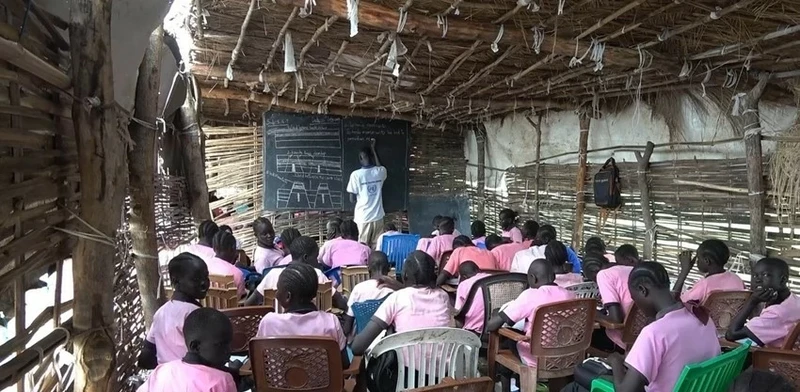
{"left": 455, "top": 273, "right": 529, "bottom": 346}
{"left": 407, "top": 377, "right": 494, "bottom": 392}
{"left": 210, "top": 274, "right": 236, "bottom": 289}
{"left": 702, "top": 290, "right": 752, "bottom": 337}
{"left": 263, "top": 289, "right": 284, "bottom": 313}
{"left": 753, "top": 347, "right": 800, "bottom": 388}
{"left": 595, "top": 302, "right": 649, "bottom": 352}
{"left": 341, "top": 266, "right": 370, "bottom": 295}
{"left": 488, "top": 299, "right": 597, "bottom": 392}
{"left": 202, "top": 287, "right": 239, "bottom": 310}
{"left": 249, "top": 336, "right": 360, "bottom": 392}
{"left": 316, "top": 283, "right": 333, "bottom": 312}
{"left": 221, "top": 306, "right": 273, "bottom": 355}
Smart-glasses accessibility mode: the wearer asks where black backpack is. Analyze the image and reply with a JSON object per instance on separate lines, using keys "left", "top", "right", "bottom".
{"left": 593, "top": 158, "right": 621, "bottom": 209}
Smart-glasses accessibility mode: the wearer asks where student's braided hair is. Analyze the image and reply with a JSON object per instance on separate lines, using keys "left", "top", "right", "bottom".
{"left": 278, "top": 263, "right": 319, "bottom": 304}
{"left": 402, "top": 250, "right": 437, "bottom": 288}
{"left": 585, "top": 236, "right": 606, "bottom": 254}
{"left": 522, "top": 220, "right": 540, "bottom": 241}
{"left": 729, "top": 369, "right": 795, "bottom": 392}
{"left": 628, "top": 262, "right": 670, "bottom": 290}
{"left": 438, "top": 217, "right": 455, "bottom": 235}
{"left": 340, "top": 220, "right": 360, "bottom": 241}
{"left": 485, "top": 234, "right": 504, "bottom": 251}
{"left": 452, "top": 235, "right": 474, "bottom": 249}
{"left": 544, "top": 240, "right": 569, "bottom": 269}
{"left": 280, "top": 228, "right": 302, "bottom": 249}
{"left": 368, "top": 251, "right": 391, "bottom": 275}
{"left": 212, "top": 230, "right": 237, "bottom": 253}
{"left": 289, "top": 236, "right": 319, "bottom": 261}
{"left": 197, "top": 220, "right": 220, "bottom": 244}
{"left": 697, "top": 239, "right": 730, "bottom": 267}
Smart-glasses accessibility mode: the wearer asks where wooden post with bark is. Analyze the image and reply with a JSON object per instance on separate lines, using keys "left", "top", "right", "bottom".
{"left": 128, "top": 25, "right": 166, "bottom": 328}
{"left": 176, "top": 76, "right": 212, "bottom": 224}
{"left": 572, "top": 110, "right": 591, "bottom": 250}
{"left": 475, "top": 124, "right": 487, "bottom": 221}
{"left": 741, "top": 73, "right": 770, "bottom": 271}
{"left": 69, "top": 0, "right": 128, "bottom": 390}
{"left": 635, "top": 141, "right": 656, "bottom": 260}
{"left": 526, "top": 114, "right": 543, "bottom": 220}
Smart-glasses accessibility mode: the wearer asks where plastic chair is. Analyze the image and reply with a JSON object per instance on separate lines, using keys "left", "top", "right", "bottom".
{"left": 209, "top": 274, "right": 236, "bottom": 289}
{"left": 407, "top": 376, "right": 494, "bottom": 391}
{"left": 351, "top": 296, "right": 389, "bottom": 334}
{"left": 591, "top": 342, "right": 751, "bottom": 392}
{"left": 202, "top": 287, "right": 239, "bottom": 310}
{"left": 263, "top": 289, "right": 284, "bottom": 313}
{"left": 455, "top": 273, "right": 529, "bottom": 346}
{"left": 341, "top": 266, "right": 370, "bottom": 295}
{"left": 565, "top": 282, "right": 600, "bottom": 300}
{"left": 753, "top": 346, "right": 800, "bottom": 388}
{"left": 382, "top": 234, "right": 421, "bottom": 272}
{"left": 488, "top": 299, "right": 597, "bottom": 392}
{"left": 701, "top": 290, "right": 752, "bottom": 337}
{"left": 316, "top": 283, "right": 333, "bottom": 312}
{"left": 367, "top": 327, "right": 482, "bottom": 390}
{"left": 221, "top": 306, "right": 273, "bottom": 355}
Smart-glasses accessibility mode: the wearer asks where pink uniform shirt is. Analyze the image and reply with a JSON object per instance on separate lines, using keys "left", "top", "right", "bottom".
{"left": 423, "top": 234, "right": 457, "bottom": 263}
{"left": 491, "top": 243, "right": 529, "bottom": 271}
{"left": 416, "top": 238, "right": 432, "bottom": 253}
{"left": 596, "top": 265, "right": 634, "bottom": 348}
{"left": 346, "top": 279, "right": 395, "bottom": 317}
{"left": 372, "top": 287, "right": 451, "bottom": 332}
{"left": 318, "top": 237, "right": 342, "bottom": 264}
{"left": 746, "top": 294, "right": 800, "bottom": 348}
{"left": 206, "top": 257, "right": 245, "bottom": 297}
{"left": 554, "top": 273, "right": 584, "bottom": 287}
{"left": 146, "top": 300, "right": 201, "bottom": 364}
{"left": 444, "top": 247, "right": 499, "bottom": 276}
{"left": 253, "top": 245, "right": 284, "bottom": 272}
{"left": 186, "top": 244, "right": 215, "bottom": 262}
{"left": 681, "top": 271, "right": 745, "bottom": 304}
{"left": 502, "top": 227, "right": 523, "bottom": 243}
{"left": 257, "top": 311, "right": 347, "bottom": 350}
{"left": 321, "top": 239, "right": 371, "bottom": 268}
{"left": 626, "top": 308, "right": 720, "bottom": 392}
{"left": 455, "top": 273, "right": 491, "bottom": 333}
{"left": 276, "top": 254, "right": 292, "bottom": 266}
{"left": 509, "top": 245, "right": 546, "bottom": 274}
{"left": 502, "top": 285, "right": 576, "bottom": 366}
{"left": 255, "top": 265, "right": 331, "bottom": 293}
{"left": 138, "top": 361, "right": 236, "bottom": 392}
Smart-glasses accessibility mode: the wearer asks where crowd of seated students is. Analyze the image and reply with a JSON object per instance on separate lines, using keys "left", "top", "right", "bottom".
{"left": 142, "top": 210, "right": 800, "bottom": 392}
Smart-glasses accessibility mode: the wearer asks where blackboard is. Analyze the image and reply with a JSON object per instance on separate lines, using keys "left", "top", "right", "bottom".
{"left": 407, "top": 195, "right": 471, "bottom": 236}
{"left": 263, "top": 111, "right": 409, "bottom": 212}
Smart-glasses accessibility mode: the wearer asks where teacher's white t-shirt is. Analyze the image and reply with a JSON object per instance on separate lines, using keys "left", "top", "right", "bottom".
{"left": 346, "top": 166, "right": 387, "bottom": 224}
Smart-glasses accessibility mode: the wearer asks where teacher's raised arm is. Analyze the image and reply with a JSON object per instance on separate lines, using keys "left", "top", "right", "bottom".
{"left": 346, "top": 140, "right": 388, "bottom": 249}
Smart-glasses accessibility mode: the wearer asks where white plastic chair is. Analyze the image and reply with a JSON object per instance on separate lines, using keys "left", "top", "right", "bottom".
{"left": 566, "top": 282, "right": 600, "bottom": 300}
{"left": 366, "top": 327, "right": 482, "bottom": 390}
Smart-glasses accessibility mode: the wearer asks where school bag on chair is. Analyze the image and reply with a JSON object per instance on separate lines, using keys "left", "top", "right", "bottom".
{"left": 593, "top": 157, "right": 621, "bottom": 209}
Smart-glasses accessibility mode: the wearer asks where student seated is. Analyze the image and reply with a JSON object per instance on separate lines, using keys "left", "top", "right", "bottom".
{"left": 274, "top": 228, "right": 302, "bottom": 266}
{"left": 521, "top": 220, "right": 539, "bottom": 248}
{"left": 486, "top": 259, "right": 575, "bottom": 383}
{"left": 252, "top": 217, "right": 284, "bottom": 272}
{"left": 318, "top": 217, "right": 344, "bottom": 263}
{"left": 429, "top": 215, "right": 444, "bottom": 236}
{"left": 207, "top": 231, "right": 246, "bottom": 298}
{"left": 729, "top": 369, "right": 795, "bottom": 392}
{"left": 585, "top": 236, "right": 615, "bottom": 263}
{"left": 499, "top": 208, "right": 523, "bottom": 243}
{"left": 510, "top": 225, "right": 558, "bottom": 273}
{"left": 436, "top": 235, "right": 498, "bottom": 286}
{"left": 471, "top": 220, "right": 487, "bottom": 249}
{"left": 545, "top": 241, "right": 584, "bottom": 287}
{"left": 245, "top": 236, "right": 346, "bottom": 309}
{"left": 726, "top": 257, "right": 800, "bottom": 348}
{"left": 187, "top": 220, "right": 219, "bottom": 262}
{"left": 375, "top": 222, "right": 400, "bottom": 251}
{"left": 138, "top": 253, "right": 210, "bottom": 369}
{"left": 600, "top": 262, "right": 720, "bottom": 392}
{"left": 454, "top": 261, "right": 491, "bottom": 335}
{"left": 320, "top": 220, "right": 371, "bottom": 269}
{"left": 672, "top": 239, "right": 744, "bottom": 304}
{"left": 487, "top": 234, "right": 528, "bottom": 271}
{"left": 351, "top": 251, "right": 451, "bottom": 356}
{"left": 343, "top": 251, "right": 397, "bottom": 335}
{"left": 256, "top": 263, "right": 350, "bottom": 368}
{"left": 594, "top": 244, "right": 640, "bottom": 351}
{"left": 422, "top": 217, "right": 458, "bottom": 263}
{"left": 138, "top": 308, "right": 237, "bottom": 392}
{"left": 581, "top": 253, "right": 609, "bottom": 283}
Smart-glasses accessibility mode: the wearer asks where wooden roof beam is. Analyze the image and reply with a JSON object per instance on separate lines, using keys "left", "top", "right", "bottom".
{"left": 639, "top": 0, "right": 757, "bottom": 49}
{"left": 576, "top": 0, "right": 646, "bottom": 41}
{"left": 599, "top": 1, "right": 682, "bottom": 43}
{"left": 299, "top": 16, "right": 340, "bottom": 67}
{"left": 420, "top": 40, "right": 482, "bottom": 95}
{"left": 264, "top": 7, "right": 299, "bottom": 71}
{"left": 469, "top": 53, "right": 559, "bottom": 98}
{"left": 449, "top": 45, "right": 519, "bottom": 97}
{"left": 688, "top": 24, "right": 800, "bottom": 62}
{"left": 227, "top": 0, "right": 258, "bottom": 79}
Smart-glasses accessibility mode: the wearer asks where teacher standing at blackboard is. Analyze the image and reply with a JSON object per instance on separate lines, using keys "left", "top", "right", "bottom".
{"left": 346, "top": 140, "right": 387, "bottom": 249}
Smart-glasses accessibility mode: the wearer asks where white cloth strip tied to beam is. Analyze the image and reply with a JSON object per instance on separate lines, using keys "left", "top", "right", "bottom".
{"left": 558, "top": 0, "right": 566, "bottom": 14}
{"left": 590, "top": 38, "right": 605, "bottom": 72}
{"left": 299, "top": 0, "right": 315, "bottom": 17}
{"left": 491, "top": 25, "right": 504, "bottom": 53}
{"left": 284, "top": 31, "right": 297, "bottom": 72}
{"left": 569, "top": 38, "right": 593, "bottom": 67}
{"left": 397, "top": 8, "right": 408, "bottom": 32}
{"left": 679, "top": 60, "right": 692, "bottom": 78}
{"left": 516, "top": 0, "right": 540, "bottom": 11}
{"left": 531, "top": 26, "right": 545, "bottom": 54}
{"left": 701, "top": 63, "right": 712, "bottom": 97}
{"left": 347, "top": 0, "right": 359, "bottom": 37}
{"left": 723, "top": 69, "right": 738, "bottom": 88}
{"left": 731, "top": 92, "right": 747, "bottom": 116}
{"left": 386, "top": 37, "right": 408, "bottom": 77}
{"left": 437, "top": 15, "right": 448, "bottom": 38}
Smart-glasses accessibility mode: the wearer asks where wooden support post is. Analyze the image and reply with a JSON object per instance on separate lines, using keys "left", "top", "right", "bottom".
{"left": 69, "top": 0, "right": 128, "bottom": 390}
{"left": 128, "top": 25, "right": 166, "bottom": 328}
{"left": 572, "top": 111, "right": 591, "bottom": 250}
{"left": 177, "top": 76, "right": 212, "bottom": 224}
{"left": 742, "top": 74, "right": 770, "bottom": 270}
{"left": 635, "top": 142, "right": 656, "bottom": 260}
{"left": 525, "top": 114, "right": 543, "bottom": 220}
{"left": 475, "top": 125, "right": 487, "bottom": 221}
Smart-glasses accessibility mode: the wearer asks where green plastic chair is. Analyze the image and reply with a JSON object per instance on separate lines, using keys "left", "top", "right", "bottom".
{"left": 591, "top": 343, "right": 750, "bottom": 392}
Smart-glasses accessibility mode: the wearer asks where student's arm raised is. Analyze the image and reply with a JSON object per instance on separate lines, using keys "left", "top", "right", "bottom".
{"left": 370, "top": 139, "right": 381, "bottom": 167}
{"left": 671, "top": 251, "right": 695, "bottom": 297}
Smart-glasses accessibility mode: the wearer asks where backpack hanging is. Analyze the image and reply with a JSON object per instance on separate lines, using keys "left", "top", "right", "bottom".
{"left": 593, "top": 157, "right": 621, "bottom": 209}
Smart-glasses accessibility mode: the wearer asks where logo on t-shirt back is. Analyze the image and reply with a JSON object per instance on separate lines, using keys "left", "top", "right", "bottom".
{"left": 367, "top": 184, "right": 378, "bottom": 195}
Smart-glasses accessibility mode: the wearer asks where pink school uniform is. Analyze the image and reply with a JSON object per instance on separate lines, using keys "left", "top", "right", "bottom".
{"left": 206, "top": 257, "right": 245, "bottom": 297}
{"left": 416, "top": 238, "right": 433, "bottom": 253}
{"left": 455, "top": 273, "right": 491, "bottom": 334}
{"left": 502, "top": 285, "right": 576, "bottom": 366}
{"left": 443, "top": 247, "right": 499, "bottom": 276}
{"left": 681, "top": 271, "right": 745, "bottom": 304}
{"left": 491, "top": 242, "right": 529, "bottom": 271}
{"left": 625, "top": 307, "right": 720, "bottom": 392}
{"left": 596, "top": 265, "right": 634, "bottom": 348}
{"left": 554, "top": 273, "right": 584, "bottom": 287}
{"left": 372, "top": 287, "right": 451, "bottom": 332}
{"left": 186, "top": 244, "right": 216, "bottom": 262}
{"left": 346, "top": 279, "right": 395, "bottom": 317}
{"left": 275, "top": 254, "right": 292, "bottom": 266}
{"left": 256, "top": 265, "right": 331, "bottom": 293}
{"left": 502, "top": 227, "right": 523, "bottom": 243}
{"left": 257, "top": 310, "right": 346, "bottom": 350}
{"left": 322, "top": 239, "right": 371, "bottom": 268}
{"left": 146, "top": 300, "right": 201, "bottom": 364}
{"left": 424, "top": 234, "right": 457, "bottom": 263}
{"left": 138, "top": 360, "right": 236, "bottom": 392}
{"left": 318, "top": 237, "right": 342, "bottom": 264}
{"left": 253, "top": 245, "right": 284, "bottom": 272}
{"left": 745, "top": 294, "right": 800, "bottom": 348}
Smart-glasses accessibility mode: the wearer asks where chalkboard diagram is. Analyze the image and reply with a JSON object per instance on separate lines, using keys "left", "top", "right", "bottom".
{"left": 276, "top": 152, "right": 342, "bottom": 177}
{"left": 277, "top": 182, "right": 343, "bottom": 210}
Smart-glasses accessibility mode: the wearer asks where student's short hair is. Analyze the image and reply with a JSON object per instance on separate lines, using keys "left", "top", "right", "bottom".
{"left": 168, "top": 252, "right": 205, "bottom": 282}
{"left": 253, "top": 217, "right": 274, "bottom": 234}
{"left": 289, "top": 236, "right": 319, "bottom": 260}
{"left": 536, "top": 225, "right": 557, "bottom": 244}
{"left": 278, "top": 263, "right": 319, "bottom": 304}
{"left": 212, "top": 231, "right": 237, "bottom": 253}
{"left": 403, "top": 251, "right": 437, "bottom": 287}
{"left": 359, "top": 146, "right": 375, "bottom": 164}
{"left": 383, "top": 222, "right": 398, "bottom": 232}
{"left": 471, "top": 221, "right": 486, "bottom": 238}
{"left": 629, "top": 262, "right": 670, "bottom": 290}
{"left": 432, "top": 215, "right": 444, "bottom": 227}
{"left": 438, "top": 217, "right": 455, "bottom": 234}
{"left": 696, "top": 239, "right": 730, "bottom": 267}
{"left": 582, "top": 252, "right": 607, "bottom": 269}
{"left": 219, "top": 225, "right": 233, "bottom": 233}
{"left": 340, "top": 220, "right": 360, "bottom": 240}
{"left": 522, "top": 220, "right": 540, "bottom": 240}
{"left": 615, "top": 244, "right": 640, "bottom": 263}
{"left": 280, "top": 228, "right": 302, "bottom": 249}
{"left": 729, "top": 369, "right": 795, "bottom": 392}
{"left": 368, "top": 251, "right": 390, "bottom": 274}
{"left": 485, "top": 234, "right": 504, "bottom": 250}
{"left": 452, "top": 235, "right": 473, "bottom": 249}
{"left": 184, "top": 308, "right": 232, "bottom": 346}
{"left": 757, "top": 257, "right": 790, "bottom": 278}
{"left": 499, "top": 208, "right": 518, "bottom": 220}
{"left": 585, "top": 236, "right": 606, "bottom": 253}
{"left": 458, "top": 261, "right": 479, "bottom": 277}
{"left": 198, "top": 220, "right": 220, "bottom": 243}
{"left": 328, "top": 217, "right": 344, "bottom": 230}
{"left": 544, "top": 240, "right": 568, "bottom": 267}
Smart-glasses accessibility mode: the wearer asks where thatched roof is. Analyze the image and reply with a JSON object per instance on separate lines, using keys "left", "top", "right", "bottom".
{"left": 188, "top": 0, "right": 800, "bottom": 127}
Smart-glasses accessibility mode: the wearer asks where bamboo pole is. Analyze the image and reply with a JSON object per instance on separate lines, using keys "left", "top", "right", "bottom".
{"left": 226, "top": 0, "right": 257, "bottom": 80}
{"left": 0, "top": 36, "right": 70, "bottom": 90}
{"left": 742, "top": 74, "right": 770, "bottom": 269}
{"left": 639, "top": 0, "right": 757, "bottom": 49}
{"left": 128, "top": 25, "right": 166, "bottom": 328}
{"left": 526, "top": 113, "right": 543, "bottom": 220}
{"left": 69, "top": 0, "right": 127, "bottom": 389}
{"left": 475, "top": 124, "right": 487, "bottom": 221}
{"left": 572, "top": 111, "right": 590, "bottom": 249}
{"left": 10, "top": 76, "right": 26, "bottom": 392}
{"left": 177, "top": 76, "right": 213, "bottom": 224}
{"left": 635, "top": 141, "right": 656, "bottom": 260}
